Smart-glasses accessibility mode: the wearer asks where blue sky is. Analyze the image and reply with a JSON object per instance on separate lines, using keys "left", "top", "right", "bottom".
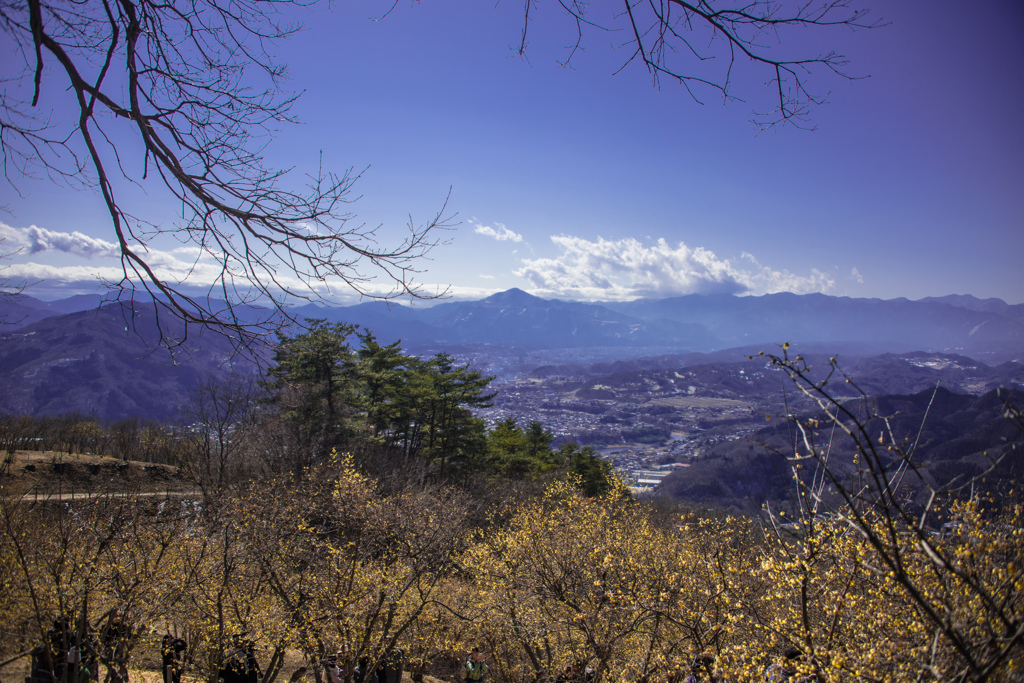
{"left": 2, "top": 0, "right": 1022, "bottom": 304}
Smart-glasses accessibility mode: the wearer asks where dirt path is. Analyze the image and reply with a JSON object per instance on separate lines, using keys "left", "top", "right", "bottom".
{"left": 8, "top": 490, "right": 203, "bottom": 501}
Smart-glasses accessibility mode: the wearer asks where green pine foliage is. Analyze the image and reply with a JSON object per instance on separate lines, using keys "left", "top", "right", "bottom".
{"left": 261, "top": 321, "right": 612, "bottom": 495}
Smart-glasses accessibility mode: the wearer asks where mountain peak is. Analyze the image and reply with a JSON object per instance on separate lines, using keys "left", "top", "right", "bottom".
{"left": 481, "top": 288, "right": 542, "bottom": 305}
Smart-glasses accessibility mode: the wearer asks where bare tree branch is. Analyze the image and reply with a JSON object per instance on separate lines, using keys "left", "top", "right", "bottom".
{"left": 756, "top": 348, "right": 1024, "bottom": 679}
{"left": 0, "top": 0, "right": 453, "bottom": 350}
{"left": 524, "top": 0, "right": 883, "bottom": 129}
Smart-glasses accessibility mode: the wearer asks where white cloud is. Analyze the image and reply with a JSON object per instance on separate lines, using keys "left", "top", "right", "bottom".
{"left": 4, "top": 258, "right": 324, "bottom": 302}
{"left": 3, "top": 262, "right": 125, "bottom": 282}
{"left": 172, "top": 246, "right": 206, "bottom": 258}
{"left": 0, "top": 221, "right": 488, "bottom": 305}
{"left": 851, "top": 267, "right": 864, "bottom": 284}
{"left": 513, "top": 235, "right": 835, "bottom": 300}
{"left": 0, "top": 222, "right": 243, "bottom": 288}
{"left": 472, "top": 221, "right": 523, "bottom": 243}
{"left": 4, "top": 257, "right": 468, "bottom": 308}
{"left": 0, "top": 222, "right": 121, "bottom": 259}
{"left": 479, "top": 274, "right": 495, "bottom": 279}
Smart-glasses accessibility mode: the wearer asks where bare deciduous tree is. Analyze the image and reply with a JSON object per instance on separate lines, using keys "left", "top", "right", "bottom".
{"left": 179, "top": 374, "right": 265, "bottom": 499}
{"left": 0, "top": 0, "right": 452, "bottom": 347}
{"left": 757, "top": 348, "right": 1024, "bottom": 680}
{"left": 2, "top": 0, "right": 878, "bottom": 348}
{"left": 513, "top": 0, "right": 881, "bottom": 129}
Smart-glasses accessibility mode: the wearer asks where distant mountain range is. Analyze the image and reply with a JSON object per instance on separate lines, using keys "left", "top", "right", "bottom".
{"left": 0, "top": 292, "right": 109, "bottom": 328}
{"left": 1, "top": 289, "right": 1022, "bottom": 419}
{"left": 284, "top": 289, "right": 1024, "bottom": 362}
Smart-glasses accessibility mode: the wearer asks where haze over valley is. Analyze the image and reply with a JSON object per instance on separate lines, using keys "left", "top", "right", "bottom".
{"left": 3, "top": 287, "right": 1022, "bottom": 511}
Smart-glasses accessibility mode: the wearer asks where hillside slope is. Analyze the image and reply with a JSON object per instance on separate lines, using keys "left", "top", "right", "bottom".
{"left": 0, "top": 302, "right": 261, "bottom": 421}
{"left": 660, "top": 387, "right": 1024, "bottom": 512}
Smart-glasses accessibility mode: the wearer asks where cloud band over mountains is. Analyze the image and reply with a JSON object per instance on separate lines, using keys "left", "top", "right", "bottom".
{"left": 4, "top": 222, "right": 836, "bottom": 302}
{"left": 514, "top": 235, "right": 835, "bottom": 300}
{"left": 0, "top": 222, "right": 250, "bottom": 297}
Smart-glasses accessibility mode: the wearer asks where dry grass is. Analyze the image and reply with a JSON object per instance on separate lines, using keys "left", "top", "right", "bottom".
{"left": 1, "top": 451, "right": 195, "bottom": 497}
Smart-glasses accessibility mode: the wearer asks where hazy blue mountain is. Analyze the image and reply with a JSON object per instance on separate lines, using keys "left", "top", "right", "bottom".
{"left": 918, "top": 294, "right": 1024, "bottom": 320}
{"left": 601, "top": 292, "right": 1024, "bottom": 361}
{"left": 3, "top": 288, "right": 1023, "bottom": 420}
{"left": 286, "top": 300, "right": 448, "bottom": 345}
{"left": 45, "top": 293, "right": 109, "bottom": 314}
{"left": 416, "top": 288, "right": 721, "bottom": 348}
{"left": 288, "top": 289, "right": 722, "bottom": 350}
{"left": 0, "top": 292, "right": 108, "bottom": 329}
{"left": 0, "top": 301, "right": 259, "bottom": 421}
{"left": 7, "top": 289, "right": 1023, "bottom": 360}
{"left": 294, "top": 289, "right": 1023, "bottom": 360}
